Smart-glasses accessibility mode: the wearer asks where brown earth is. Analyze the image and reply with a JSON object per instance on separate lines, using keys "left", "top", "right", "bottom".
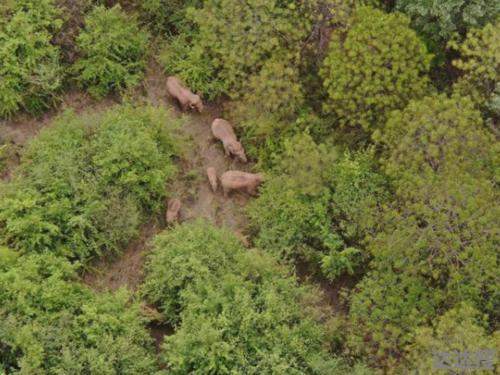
{"left": 82, "top": 62, "right": 253, "bottom": 293}
{"left": 0, "top": 62, "right": 252, "bottom": 294}
{"left": 0, "top": 90, "right": 118, "bottom": 146}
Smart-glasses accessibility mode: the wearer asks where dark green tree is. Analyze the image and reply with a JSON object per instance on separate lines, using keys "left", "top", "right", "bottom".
{"left": 395, "top": 0, "right": 499, "bottom": 53}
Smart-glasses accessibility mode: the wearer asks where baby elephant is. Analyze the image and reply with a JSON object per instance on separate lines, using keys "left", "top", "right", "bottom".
{"left": 206, "top": 167, "right": 218, "bottom": 192}
{"left": 211, "top": 118, "right": 247, "bottom": 163}
{"left": 166, "top": 76, "right": 204, "bottom": 112}
{"left": 166, "top": 198, "right": 181, "bottom": 224}
{"left": 220, "top": 171, "right": 263, "bottom": 197}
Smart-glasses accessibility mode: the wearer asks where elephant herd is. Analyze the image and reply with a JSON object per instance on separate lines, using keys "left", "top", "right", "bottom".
{"left": 165, "top": 76, "right": 264, "bottom": 224}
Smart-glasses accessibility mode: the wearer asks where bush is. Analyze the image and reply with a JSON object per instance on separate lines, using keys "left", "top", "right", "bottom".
{"left": 0, "top": 0, "right": 63, "bottom": 117}
{"left": 375, "top": 94, "right": 496, "bottom": 184}
{"left": 395, "top": 0, "right": 499, "bottom": 53}
{"left": 347, "top": 172, "right": 499, "bottom": 369}
{"left": 452, "top": 21, "right": 500, "bottom": 120}
{"left": 406, "top": 303, "right": 498, "bottom": 373}
{"left": 321, "top": 6, "right": 431, "bottom": 134}
{"left": 142, "top": 221, "right": 345, "bottom": 374}
{"left": 0, "top": 104, "right": 179, "bottom": 263}
{"left": 158, "top": 34, "right": 227, "bottom": 101}
{"left": 169, "top": 0, "right": 318, "bottom": 99}
{"left": 347, "top": 269, "right": 438, "bottom": 370}
{"left": 139, "top": 0, "right": 201, "bottom": 33}
{"left": 349, "top": 92, "right": 499, "bottom": 370}
{"left": 375, "top": 174, "right": 498, "bottom": 313}
{"left": 247, "top": 135, "right": 388, "bottom": 280}
{"left": 73, "top": 5, "right": 149, "bottom": 98}
{"left": 0, "top": 253, "right": 158, "bottom": 374}
{"left": 229, "top": 58, "right": 306, "bottom": 157}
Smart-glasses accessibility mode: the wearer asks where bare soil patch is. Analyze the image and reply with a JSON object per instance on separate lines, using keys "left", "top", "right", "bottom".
{"left": 82, "top": 62, "right": 253, "bottom": 293}
{"left": 82, "top": 220, "right": 160, "bottom": 292}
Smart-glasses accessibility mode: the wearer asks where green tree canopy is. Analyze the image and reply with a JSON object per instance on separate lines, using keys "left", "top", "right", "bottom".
{"left": 321, "top": 6, "right": 432, "bottom": 134}
{"left": 375, "top": 94, "right": 496, "bottom": 184}
{"left": 142, "top": 221, "right": 347, "bottom": 374}
{"left": 247, "top": 135, "right": 388, "bottom": 280}
{"left": 406, "top": 303, "right": 498, "bottom": 373}
{"left": 73, "top": 5, "right": 149, "bottom": 98}
{"left": 0, "top": 105, "right": 179, "bottom": 263}
{"left": 452, "top": 21, "right": 500, "bottom": 121}
{"left": 395, "top": 0, "right": 500, "bottom": 53}
{"left": 0, "top": 253, "right": 158, "bottom": 374}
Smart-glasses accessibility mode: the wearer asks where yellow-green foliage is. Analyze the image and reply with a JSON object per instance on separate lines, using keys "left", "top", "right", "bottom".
{"left": 406, "top": 303, "right": 498, "bottom": 373}
{"left": 73, "top": 5, "right": 149, "bottom": 98}
{"left": 376, "top": 94, "right": 496, "bottom": 184}
{"left": 452, "top": 21, "right": 500, "bottom": 119}
{"left": 247, "top": 135, "right": 388, "bottom": 280}
{"left": 321, "top": 6, "right": 432, "bottom": 134}
{"left": 371, "top": 174, "right": 498, "bottom": 313}
{"left": 158, "top": 33, "right": 226, "bottom": 100}
{"left": 0, "top": 0, "right": 63, "bottom": 117}
{"left": 139, "top": 0, "right": 200, "bottom": 32}
{"left": 188, "top": 0, "right": 317, "bottom": 97}
{"left": 142, "top": 221, "right": 347, "bottom": 374}
{"left": 230, "top": 58, "right": 305, "bottom": 154}
{"left": 0, "top": 253, "right": 159, "bottom": 373}
{"left": 347, "top": 269, "right": 437, "bottom": 371}
{"left": 0, "top": 105, "right": 179, "bottom": 263}
{"left": 348, "top": 93, "right": 499, "bottom": 370}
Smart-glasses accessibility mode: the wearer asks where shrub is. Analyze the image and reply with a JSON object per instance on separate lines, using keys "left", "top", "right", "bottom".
{"left": 142, "top": 221, "right": 345, "bottom": 374}
{"left": 321, "top": 6, "right": 431, "bottom": 134}
{"left": 0, "top": 104, "right": 179, "bottom": 263}
{"left": 374, "top": 174, "right": 498, "bottom": 314}
{"left": 51, "top": 0, "right": 94, "bottom": 64}
{"left": 73, "top": 5, "right": 149, "bottom": 98}
{"left": 248, "top": 177, "right": 335, "bottom": 265}
{"left": 347, "top": 172, "right": 499, "bottom": 369}
{"left": 0, "top": 253, "right": 158, "bottom": 374}
{"left": 452, "top": 21, "right": 500, "bottom": 120}
{"left": 406, "top": 303, "right": 498, "bottom": 373}
{"left": 395, "top": 0, "right": 499, "bottom": 53}
{"left": 375, "top": 94, "right": 496, "bottom": 184}
{"left": 139, "top": 0, "right": 201, "bottom": 33}
{"left": 247, "top": 135, "right": 388, "bottom": 280}
{"left": 158, "top": 34, "right": 227, "bottom": 101}
{"left": 229, "top": 57, "right": 306, "bottom": 158}
{"left": 347, "top": 269, "right": 438, "bottom": 370}
{"left": 0, "top": 0, "right": 63, "bottom": 117}
{"left": 174, "top": 0, "right": 318, "bottom": 99}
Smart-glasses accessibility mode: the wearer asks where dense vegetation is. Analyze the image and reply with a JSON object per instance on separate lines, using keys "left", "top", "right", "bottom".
{"left": 0, "top": 251, "right": 158, "bottom": 373}
{"left": 321, "top": 6, "right": 432, "bottom": 135}
{"left": 1, "top": 0, "right": 498, "bottom": 373}
{"left": 0, "top": 105, "right": 179, "bottom": 262}
{"left": 0, "top": 0, "right": 63, "bottom": 117}
{"left": 73, "top": 5, "right": 149, "bottom": 98}
{"left": 142, "top": 221, "right": 362, "bottom": 374}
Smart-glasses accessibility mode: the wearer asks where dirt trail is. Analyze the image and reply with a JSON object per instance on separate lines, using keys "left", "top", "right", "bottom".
{"left": 83, "top": 62, "right": 252, "bottom": 292}
{"left": 0, "top": 91, "right": 118, "bottom": 180}
{"left": 0, "top": 91, "right": 117, "bottom": 146}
